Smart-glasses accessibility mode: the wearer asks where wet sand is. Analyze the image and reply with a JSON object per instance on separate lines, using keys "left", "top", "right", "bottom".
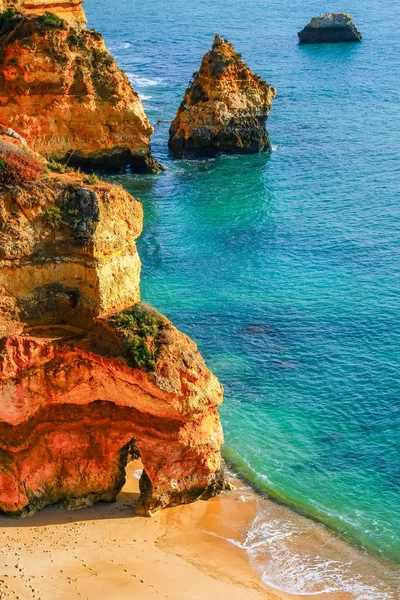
{"left": 0, "top": 462, "right": 353, "bottom": 600}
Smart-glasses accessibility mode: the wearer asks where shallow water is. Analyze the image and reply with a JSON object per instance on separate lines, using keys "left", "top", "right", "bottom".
{"left": 86, "top": 0, "right": 400, "bottom": 595}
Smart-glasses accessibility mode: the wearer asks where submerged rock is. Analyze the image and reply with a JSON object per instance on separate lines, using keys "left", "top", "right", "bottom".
{"left": 169, "top": 34, "right": 276, "bottom": 158}
{"left": 0, "top": 138, "right": 225, "bottom": 517}
{"left": 298, "top": 13, "right": 362, "bottom": 44}
{"left": 0, "top": 11, "right": 162, "bottom": 172}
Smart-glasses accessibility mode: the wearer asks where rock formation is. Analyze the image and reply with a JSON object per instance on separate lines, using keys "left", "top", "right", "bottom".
{"left": 0, "top": 0, "right": 86, "bottom": 29}
{"left": 0, "top": 9, "right": 162, "bottom": 171}
{"left": 298, "top": 13, "right": 362, "bottom": 44}
{"left": 169, "top": 34, "right": 276, "bottom": 158}
{"left": 0, "top": 137, "right": 225, "bottom": 517}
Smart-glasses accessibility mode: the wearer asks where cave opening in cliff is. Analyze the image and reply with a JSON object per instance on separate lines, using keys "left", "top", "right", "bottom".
{"left": 121, "top": 438, "right": 143, "bottom": 501}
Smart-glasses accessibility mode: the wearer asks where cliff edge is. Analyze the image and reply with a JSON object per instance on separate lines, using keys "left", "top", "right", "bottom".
{"left": 0, "top": 0, "right": 86, "bottom": 29}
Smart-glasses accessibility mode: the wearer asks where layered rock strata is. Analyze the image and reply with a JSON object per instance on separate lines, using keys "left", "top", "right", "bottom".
{"left": 0, "top": 12, "right": 161, "bottom": 171}
{"left": 298, "top": 13, "right": 362, "bottom": 43}
{"left": 0, "top": 164, "right": 142, "bottom": 331}
{"left": 0, "top": 0, "right": 86, "bottom": 29}
{"left": 0, "top": 139, "right": 225, "bottom": 517}
{"left": 169, "top": 34, "right": 276, "bottom": 158}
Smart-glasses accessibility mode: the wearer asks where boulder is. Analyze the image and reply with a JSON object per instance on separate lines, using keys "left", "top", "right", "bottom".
{"left": 298, "top": 13, "right": 362, "bottom": 43}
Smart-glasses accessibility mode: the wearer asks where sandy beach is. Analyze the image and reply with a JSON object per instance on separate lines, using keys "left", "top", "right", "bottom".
{"left": 0, "top": 461, "right": 353, "bottom": 600}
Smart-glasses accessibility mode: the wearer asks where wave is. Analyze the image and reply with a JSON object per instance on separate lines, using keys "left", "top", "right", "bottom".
{"left": 127, "top": 73, "right": 165, "bottom": 87}
{"left": 243, "top": 506, "right": 396, "bottom": 600}
{"left": 199, "top": 471, "right": 398, "bottom": 600}
{"left": 108, "top": 41, "right": 133, "bottom": 51}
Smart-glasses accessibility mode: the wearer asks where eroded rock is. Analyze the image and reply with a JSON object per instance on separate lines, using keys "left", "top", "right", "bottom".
{"left": 169, "top": 34, "right": 276, "bottom": 158}
{"left": 0, "top": 141, "right": 225, "bottom": 517}
{"left": 0, "top": 307, "right": 224, "bottom": 517}
{"left": 0, "top": 0, "right": 86, "bottom": 30}
{"left": 0, "top": 164, "right": 143, "bottom": 331}
{"left": 0, "top": 12, "right": 162, "bottom": 171}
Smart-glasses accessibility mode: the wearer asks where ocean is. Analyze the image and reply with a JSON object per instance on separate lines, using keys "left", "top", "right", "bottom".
{"left": 85, "top": 0, "right": 400, "bottom": 596}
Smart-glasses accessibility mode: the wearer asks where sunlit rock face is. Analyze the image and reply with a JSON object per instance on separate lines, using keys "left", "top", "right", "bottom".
{"left": 0, "top": 13, "right": 162, "bottom": 172}
{"left": 0, "top": 168, "right": 143, "bottom": 331}
{"left": 0, "top": 0, "right": 86, "bottom": 30}
{"left": 0, "top": 139, "right": 225, "bottom": 517}
{"left": 169, "top": 34, "right": 276, "bottom": 158}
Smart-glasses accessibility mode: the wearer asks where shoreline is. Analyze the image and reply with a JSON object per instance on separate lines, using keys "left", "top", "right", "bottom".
{"left": 2, "top": 462, "right": 395, "bottom": 600}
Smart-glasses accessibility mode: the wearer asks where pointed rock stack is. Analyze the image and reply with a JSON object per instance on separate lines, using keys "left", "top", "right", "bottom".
{"left": 169, "top": 34, "right": 276, "bottom": 158}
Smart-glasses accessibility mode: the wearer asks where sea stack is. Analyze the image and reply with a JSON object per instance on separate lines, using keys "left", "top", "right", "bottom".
{"left": 169, "top": 34, "right": 276, "bottom": 158}
{"left": 0, "top": 135, "right": 226, "bottom": 517}
{"left": 0, "top": 3, "right": 162, "bottom": 172}
{"left": 298, "top": 13, "right": 362, "bottom": 43}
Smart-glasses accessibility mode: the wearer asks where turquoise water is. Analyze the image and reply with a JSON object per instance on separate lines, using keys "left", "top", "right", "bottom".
{"left": 86, "top": 0, "right": 399, "bottom": 593}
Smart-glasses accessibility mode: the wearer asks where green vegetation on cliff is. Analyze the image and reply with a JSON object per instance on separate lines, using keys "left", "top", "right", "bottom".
{"left": 110, "top": 303, "right": 169, "bottom": 371}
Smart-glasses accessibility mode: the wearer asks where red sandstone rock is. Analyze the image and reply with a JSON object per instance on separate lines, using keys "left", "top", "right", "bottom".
{"left": 0, "top": 312, "right": 224, "bottom": 517}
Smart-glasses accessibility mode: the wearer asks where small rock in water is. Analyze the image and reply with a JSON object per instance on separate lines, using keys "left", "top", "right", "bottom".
{"left": 270, "top": 359, "right": 299, "bottom": 370}
{"left": 298, "top": 13, "right": 362, "bottom": 43}
{"left": 240, "top": 324, "right": 271, "bottom": 335}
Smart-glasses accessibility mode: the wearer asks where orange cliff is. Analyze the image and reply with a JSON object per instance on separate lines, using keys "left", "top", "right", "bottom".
{"left": 0, "top": 8, "right": 162, "bottom": 172}
{"left": 0, "top": 0, "right": 86, "bottom": 29}
{"left": 0, "top": 138, "right": 226, "bottom": 517}
{"left": 169, "top": 34, "right": 276, "bottom": 158}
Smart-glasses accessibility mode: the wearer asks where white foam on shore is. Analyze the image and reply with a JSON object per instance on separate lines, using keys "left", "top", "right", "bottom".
{"left": 200, "top": 488, "right": 397, "bottom": 600}
{"left": 241, "top": 506, "right": 396, "bottom": 600}
{"left": 138, "top": 93, "right": 153, "bottom": 101}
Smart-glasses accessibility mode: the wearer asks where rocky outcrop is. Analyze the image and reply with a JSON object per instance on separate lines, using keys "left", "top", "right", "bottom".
{"left": 0, "top": 0, "right": 86, "bottom": 30}
{"left": 298, "top": 13, "right": 362, "bottom": 44}
{"left": 0, "top": 12, "right": 162, "bottom": 172}
{"left": 169, "top": 34, "right": 276, "bottom": 158}
{"left": 0, "top": 173, "right": 143, "bottom": 332}
{"left": 0, "top": 139, "right": 225, "bottom": 517}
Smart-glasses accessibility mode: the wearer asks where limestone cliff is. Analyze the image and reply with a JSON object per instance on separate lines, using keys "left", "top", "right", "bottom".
{"left": 0, "top": 0, "right": 86, "bottom": 29}
{"left": 0, "top": 138, "right": 226, "bottom": 517}
{"left": 0, "top": 11, "right": 162, "bottom": 171}
{"left": 169, "top": 34, "right": 276, "bottom": 158}
{"left": 298, "top": 13, "right": 362, "bottom": 44}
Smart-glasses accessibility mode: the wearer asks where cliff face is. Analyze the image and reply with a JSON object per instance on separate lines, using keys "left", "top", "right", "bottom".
{"left": 0, "top": 0, "right": 86, "bottom": 29}
{"left": 298, "top": 13, "right": 362, "bottom": 43}
{"left": 0, "top": 13, "right": 161, "bottom": 171}
{"left": 0, "top": 170, "right": 143, "bottom": 333}
{"left": 169, "top": 34, "right": 276, "bottom": 158}
{"left": 0, "top": 139, "right": 225, "bottom": 516}
{"left": 0, "top": 309, "right": 224, "bottom": 517}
